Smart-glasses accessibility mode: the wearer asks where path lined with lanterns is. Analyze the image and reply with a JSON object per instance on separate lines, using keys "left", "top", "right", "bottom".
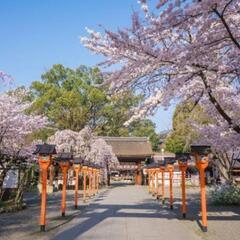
{"left": 34, "top": 143, "right": 211, "bottom": 233}
{"left": 1, "top": 143, "right": 239, "bottom": 240}
{"left": 1, "top": 183, "right": 240, "bottom": 240}
{"left": 34, "top": 143, "right": 102, "bottom": 232}
{"left": 146, "top": 146, "right": 210, "bottom": 232}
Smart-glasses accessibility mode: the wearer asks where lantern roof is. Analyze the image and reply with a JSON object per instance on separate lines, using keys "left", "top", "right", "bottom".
{"left": 73, "top": 157, "right": 85, "bottom": 164}
{"left": 164, "top": 157, "right": 176, "bottom": 165}
{"left": 145, "top": 162, "right": 160, "bottom": 169}
{"left": 82, "top": 161, "right": 90, "bottom": 167}
{"left": 190, "top": 145, "right": 211, "bottom": 155}
{"left": 33, "top": 143, "right": 56, "bottom": 155}
{"left": 175, "top": 153, "right": 190, "bottom": 162}
{"left": 55, "top": 152, "right": 73, "bottom": 161}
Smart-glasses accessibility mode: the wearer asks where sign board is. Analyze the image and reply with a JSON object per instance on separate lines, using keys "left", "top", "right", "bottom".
{"left": 3, "top": 170, "right": 19, "bottom": 189}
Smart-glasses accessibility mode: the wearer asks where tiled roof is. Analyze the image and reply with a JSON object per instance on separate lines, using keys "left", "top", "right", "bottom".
{"left": 99, "top": 137, "right": 152, "bottom": 157}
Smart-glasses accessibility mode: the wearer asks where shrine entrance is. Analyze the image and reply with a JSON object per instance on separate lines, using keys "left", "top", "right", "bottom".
{"left": 101, "top": 137, "right": 153, "bottom": 185}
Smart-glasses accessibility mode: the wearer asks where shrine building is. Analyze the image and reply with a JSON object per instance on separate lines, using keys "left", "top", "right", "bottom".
{"left": 100, "top": 137, "right": 153, "bottom": 185}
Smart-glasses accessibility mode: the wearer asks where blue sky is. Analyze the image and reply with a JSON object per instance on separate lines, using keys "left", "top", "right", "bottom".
{"left": 0, "top": 0, "right": 174, "bottom": 132}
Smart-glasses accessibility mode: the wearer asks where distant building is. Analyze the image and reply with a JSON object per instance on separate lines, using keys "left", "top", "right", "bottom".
{"left": 100, "top": 137, "right": 152, "bottom": 185}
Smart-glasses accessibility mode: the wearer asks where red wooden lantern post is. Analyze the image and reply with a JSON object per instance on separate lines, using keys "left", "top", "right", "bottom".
{"left": 93, "top": 167, "right": 97, "bottom": 195}
{"left": 160, "top": 165, "right": 165, "bottom": 204}
{"left": 151, "top": 164, "right": 159, "bottom": 197}
{"left": 154, "top": 168, "right": 158, "bottom": 196}
{"left": 168, "top": 165, "right": 174, "bottom": 209}
{"left": 56, "top": 152, "right": 72, "bottom": 217}
{"left": 156, "top": 167, "right": 161, "bottom": 199}
{"left": 34, "top": 143, "right": 56, "bottom": 232}
{"left": 73, "top": 157, "right": 83, "bottom": 209}
{"left": 88, "top": 166, "right": 92, "bottom": 197}
{"left": 60, "top": 162, "right": 69, "bottom": 216}
{"left": 147, "top": 169, "right": 151, "bottom": 193}
{"left": 91, "top": 166, "right": 95, "bottom": 196}
{"left": 165, "top": 157, "right": 176, "bottom": 209}
{"left": 147, "top": 169, "right": 149, "bottom": 193}
{"left": 96, "top": 168, "right": 100, "bottom": 193}
{"left": 82, "top": 164, "right": 88, "bottom": 203}
{"left": 191, "top": 145, "right": 211, "bottom": 232}
{"left": 152, "top": 169, "right": 156, "bottom": 196}
{"left": 176, "top": 153, "right": 189, "bottom": 218}
{"left": 150, "top": 168, "right": 154, "bottom": 194}
{"left": 146, "top": 163, "right": 159, "bottom": 197}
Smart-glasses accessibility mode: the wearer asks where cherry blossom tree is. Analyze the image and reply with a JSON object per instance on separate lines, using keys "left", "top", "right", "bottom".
{"left": 88, "top": 138, "right": 119, "bottom": 185}
{"left": 82, "top": 0, "right": 240, "bottom": 181}
{"left": 193, "top": 117, "right": 240, "bottom": 183}
{"left": 0, "top": 71, "right": 12, "bottom": 85}
{"left": 48, "top": 126, "right": 93, "bottom": 158}
{"left": 0, "top": 93, "right": 48, "bottom": 199}
{"left": 48, "top": 127, "right": 119, "bottom": 185}
{"left": 82, "top": 0, "right": 240, "bottom": 128}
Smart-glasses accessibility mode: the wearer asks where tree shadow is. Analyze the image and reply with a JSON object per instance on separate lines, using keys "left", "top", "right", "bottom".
{"left": 51, "top": 201, "right": 178, "bottom": 240}
{"left": 1, "top": 184, "right": 240, "bottom": 240}
{"left": 51, "top": 187, "right": 240, "bottom": 240}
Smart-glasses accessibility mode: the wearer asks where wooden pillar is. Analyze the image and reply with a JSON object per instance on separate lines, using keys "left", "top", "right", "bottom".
{"left": 179, "top": 162, "right": 188, "bottom": 218}
{"left": 195, "top": 154, "right": 208, "bottom": 232}
{"left": 135, "top": 161, "right": 142, "bottom": 185}
{"left": 82, "top": 166, "right": 87, "bottom": 203}
{"left": 49, "top": 160, "right": 54, "bottom": 187}
{"left": 156, "top": 169, "right": 161, "bottom": 199}
{"left": 96, "top": 170, "right": 98, "bottom": 193}
{"left": 93, "top": 169, "right": 95, "bottom": 194}
{"left": 74, "top": 165, "right": 81, "bottom": 209}
{"left": 88, "top": 167, "right": 92, "bottom": 197}
{"left": 148, "top": 169, "right": 151, "bottom": 193}
{"left": 150, "top": 170, "right": 153, "bottom": 193}
{"left": 167, "top": 165, "right": 174, "bottom": 209}
{"left": 160, "top": 168, "right": 165, "bottom": 204}
{"left": 154, "top": 169, "right": 158, "bottom": 197}
{"left": 152, "top": 169, "right": 156, "bottom": 196}
{"left": 97, "top": 169, "right": 100, "bottom": 193}
{"left": 38, "top": 156, "right": 51, "bottom": 232}
{"left": 59, "top": 162, "right": 70, "bottom": 217}
{"left": 90, "top": 168, "right": 93, "bottom": 197}
{"left": 92, "top": 169, "right": 96, "bottom": 195}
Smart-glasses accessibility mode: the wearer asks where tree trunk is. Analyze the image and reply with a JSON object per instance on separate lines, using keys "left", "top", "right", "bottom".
{"left": 106, "top": 163, "right": 111, "bottom": 186}
{"left": 0, "top": 170, "right": 7, "bottom": 200}
{"left": 107, "top": 173, "right": 110, "bottom": 186}
{"left": 213, "top": 152, "right": 236, "bottom": 184}
{"left": 200, "top": 72, "right": 240, "bottom": 134}
{"left": 14, "top": 167, "right": 32, "bottom": 205}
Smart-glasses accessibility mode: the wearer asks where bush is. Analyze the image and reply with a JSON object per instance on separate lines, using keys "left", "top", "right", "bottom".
{"left": 209, "top": 184, "right": 240, "bottom": 205}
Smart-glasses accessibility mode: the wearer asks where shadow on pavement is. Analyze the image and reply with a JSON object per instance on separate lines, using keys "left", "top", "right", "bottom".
{"left": 50, "top": 186, "right": 240, "bottom": 240}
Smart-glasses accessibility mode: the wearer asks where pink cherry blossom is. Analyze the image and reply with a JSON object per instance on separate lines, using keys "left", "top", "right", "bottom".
{"left": 0, "top": 93, "right": 48, "bottom": 158}
{"left": 81, "top": 0, "right": 240, "bottom": 158}
{"left": 0, "top": 71, "right": 13, "bottom": 85}
{"left": 48, "top": 127, "right": 118, "bottom": 167}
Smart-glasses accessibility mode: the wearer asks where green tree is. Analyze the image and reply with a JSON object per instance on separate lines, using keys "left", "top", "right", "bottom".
{"left": 30, "top": 64, "right": 106, "bottom": 137}
{"left": 95, "top": 91, "right": 141, "bottom": 136}
{"left": 165, "top": 103, "right": 209, "bottom": 153}
{"left": 129, "top": 119, "right": 160, "bottom": 151}
{"left": 29, "top": 64, "right": 159, "bottom": 147}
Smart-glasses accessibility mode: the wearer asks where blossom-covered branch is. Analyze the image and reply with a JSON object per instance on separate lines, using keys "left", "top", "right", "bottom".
{"left": 81, "top": 0, "right": 240, "bottom": 135}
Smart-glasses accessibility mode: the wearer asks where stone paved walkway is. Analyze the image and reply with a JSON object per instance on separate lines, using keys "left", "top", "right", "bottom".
{"left": 50, "top": 184, "right": 203, "bottom": 240}
{"left": 0, "top": 183, "right": 240, "bottom": 240}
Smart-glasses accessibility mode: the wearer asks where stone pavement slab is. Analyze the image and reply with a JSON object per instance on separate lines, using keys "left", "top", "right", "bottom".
{"left": 0, "top": 183, "right": 239, "bottom": 240}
